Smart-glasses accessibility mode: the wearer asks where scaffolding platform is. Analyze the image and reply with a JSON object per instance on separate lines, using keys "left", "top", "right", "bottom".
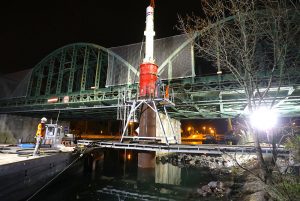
{"left": 77, "top": 140, "right": 290, "bottom": 156}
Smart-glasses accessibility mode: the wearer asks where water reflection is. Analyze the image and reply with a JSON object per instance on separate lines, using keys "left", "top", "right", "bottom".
{"left": 31, "top": 150, "right": 228, "bottom": 201}
{"left": 155, "top": 162, "right": 181, "bottom": 185}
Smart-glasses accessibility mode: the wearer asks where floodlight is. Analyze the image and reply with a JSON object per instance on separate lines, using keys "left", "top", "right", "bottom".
{"left": 250, "top": 107, "right": 277, "bottom": 130}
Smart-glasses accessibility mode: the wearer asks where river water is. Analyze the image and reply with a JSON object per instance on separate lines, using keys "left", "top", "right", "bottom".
{"left": 29, "top": 150, "right": 234, "bottom": 201}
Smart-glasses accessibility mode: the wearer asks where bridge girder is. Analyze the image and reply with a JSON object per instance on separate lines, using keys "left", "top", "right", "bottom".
{"left": 1, "top": 74, "right": 300, "bottom": 120}
{"left": 0, "top": 10, "right": 299, "bottom": 120}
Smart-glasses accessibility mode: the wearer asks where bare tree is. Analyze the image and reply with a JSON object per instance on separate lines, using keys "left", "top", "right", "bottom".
{"left": 178, "top": 0, "right": 299, "bottom": 185}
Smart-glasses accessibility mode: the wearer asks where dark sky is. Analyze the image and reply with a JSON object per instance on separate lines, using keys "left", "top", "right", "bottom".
{"left": 0, "top": 0, "right": 202, "bottom": 74}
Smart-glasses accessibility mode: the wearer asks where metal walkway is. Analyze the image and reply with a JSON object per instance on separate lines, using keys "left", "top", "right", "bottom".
{"left": 78, "top": 140, "right": 289, "bottom": 156}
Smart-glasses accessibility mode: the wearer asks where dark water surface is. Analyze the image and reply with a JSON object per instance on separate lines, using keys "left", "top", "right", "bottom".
{"left": 29, "top": 150, "right": 232, "bottom": 201}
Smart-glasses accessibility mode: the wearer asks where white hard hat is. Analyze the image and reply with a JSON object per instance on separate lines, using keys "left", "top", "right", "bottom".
{"left": 41, "top": 117, "right": 47, "bottom": 123}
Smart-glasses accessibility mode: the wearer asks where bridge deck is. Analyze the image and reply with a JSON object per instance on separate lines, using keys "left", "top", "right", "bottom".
{"left": 77, "top": 140, "right": 289, "bottom": 156}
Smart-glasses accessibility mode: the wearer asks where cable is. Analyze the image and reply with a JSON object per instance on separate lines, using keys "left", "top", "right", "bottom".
{"left": 55, "top": 110, "right": 60, "bottom": 124}
{"left": 25, "top": 144, "right": 91, "bottom": 201}
{"left": 122, "top": 36, "right": 145, "bottom": 126}
{"left": 132, "top": 37, "right": 145, "bottom": 101}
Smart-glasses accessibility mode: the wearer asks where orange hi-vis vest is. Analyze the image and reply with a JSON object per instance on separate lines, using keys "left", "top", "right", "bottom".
{"left": 36, "top": 123, "right": 46, "bottom": 137}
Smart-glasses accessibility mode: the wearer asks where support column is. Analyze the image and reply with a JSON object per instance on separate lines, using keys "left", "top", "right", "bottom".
{"left": 138, "top": 103, "right": 156, "bottom": 168}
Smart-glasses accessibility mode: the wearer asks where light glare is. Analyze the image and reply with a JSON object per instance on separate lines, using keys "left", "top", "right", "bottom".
{"left": 250, "top": 107, "right": 277, "bottom": 130}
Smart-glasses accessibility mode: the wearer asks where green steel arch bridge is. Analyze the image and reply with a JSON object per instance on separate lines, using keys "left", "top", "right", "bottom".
{"left": 1, "top": 1, "right": 300, "bottom": 123}
{"left": 0, "top": 36, "right": 299, "bottom": 121}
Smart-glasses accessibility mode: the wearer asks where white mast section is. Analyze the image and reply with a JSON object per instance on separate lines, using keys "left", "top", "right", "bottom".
{"left": 143, "top": 6, "right": 155, "bottom": 63}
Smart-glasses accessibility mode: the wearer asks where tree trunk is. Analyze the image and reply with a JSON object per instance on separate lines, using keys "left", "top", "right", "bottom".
{"left": 271, "top": 130, "right": 278, "bottom": 168}
{"left": 253, "top": 129, "right": 272, "bottom": 184}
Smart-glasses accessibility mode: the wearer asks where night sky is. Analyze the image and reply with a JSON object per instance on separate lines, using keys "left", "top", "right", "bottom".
{"left": 0, "top": 0, "right": 203, "bottom": 74}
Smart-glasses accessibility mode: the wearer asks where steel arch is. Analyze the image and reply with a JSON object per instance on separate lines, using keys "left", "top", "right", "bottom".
{"left": 27, "top": 43, "right": 136, "bottom": 98}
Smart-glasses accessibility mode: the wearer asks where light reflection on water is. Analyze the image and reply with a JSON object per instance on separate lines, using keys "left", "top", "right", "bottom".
{"left": 31, "top": 150, "right": 229, "bottom": 201}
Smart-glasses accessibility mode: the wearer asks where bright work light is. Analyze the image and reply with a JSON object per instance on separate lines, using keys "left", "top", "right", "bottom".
{"left": 250, "top": 107, "right": 277, "bottom": 130}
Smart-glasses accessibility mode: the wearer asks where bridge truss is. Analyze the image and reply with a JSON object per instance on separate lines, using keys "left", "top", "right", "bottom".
{"left": 0, "top": 30, "right": 299, "bottom": 120}
{"left": 1, "top": 69, "right": 300, "bottom": 120}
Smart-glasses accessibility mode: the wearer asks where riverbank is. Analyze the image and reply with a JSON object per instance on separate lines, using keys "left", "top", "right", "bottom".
{"left": 156, "top": 153, "right": 299, "bottom": 200}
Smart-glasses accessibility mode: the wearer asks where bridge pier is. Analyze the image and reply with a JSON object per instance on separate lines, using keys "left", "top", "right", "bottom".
{"left": 138, "top": 152, "right": 156, "bottom": 168}
{"left": 138, "top": 103, "right": 156, "bottom": 168}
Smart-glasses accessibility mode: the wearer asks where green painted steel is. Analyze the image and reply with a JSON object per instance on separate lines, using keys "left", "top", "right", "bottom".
{"left": 56, "top": 49, "right": 66, "bottom": 94}
{"left": 1, "top": 71, "right": 300, "bottom": 120}
{"left": 25, "top": 43, "right": 113, "bottom": 99}
{"left": 0, "top": 9, "right": 299, "bottom": 120}
{"left": 94, "top": 50, "right": 102, "bottom": 90}
{"left": 67, "top": 47, "right": 77, "bottom": 93}
{"left": 45, "top": 58, "right": 55, "bottom": 95}
{"left": 35, "top": 66, "right": 44, "bottom": 96}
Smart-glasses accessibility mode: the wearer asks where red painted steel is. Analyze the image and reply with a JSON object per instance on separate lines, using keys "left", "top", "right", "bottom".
{"left": 139, "top": 63, "right": 158, "bottom": 97}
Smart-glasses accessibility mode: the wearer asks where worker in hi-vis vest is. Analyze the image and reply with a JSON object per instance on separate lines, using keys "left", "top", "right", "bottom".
{"left": 33, "top": 117, "right": 47, "bottom": 156}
